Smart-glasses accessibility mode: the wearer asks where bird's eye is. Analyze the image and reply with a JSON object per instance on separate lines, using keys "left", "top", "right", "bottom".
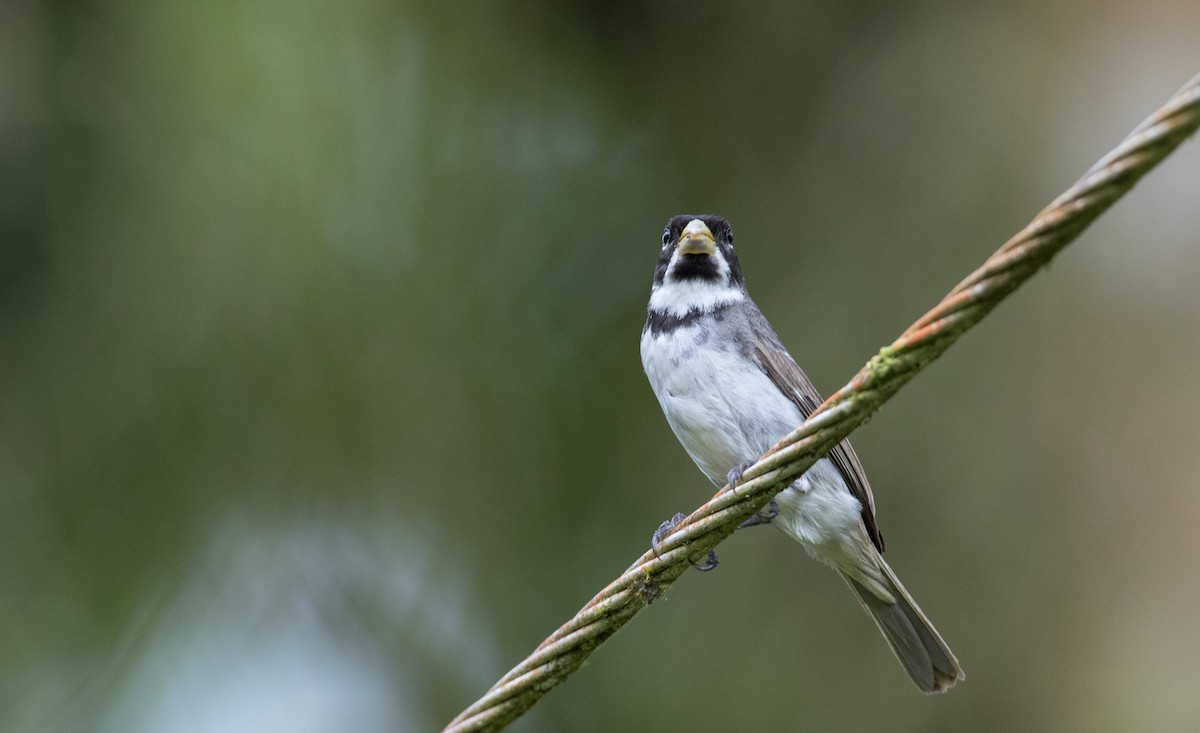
{"left": 661, "top": 229, "right": 672, "bottom": 247}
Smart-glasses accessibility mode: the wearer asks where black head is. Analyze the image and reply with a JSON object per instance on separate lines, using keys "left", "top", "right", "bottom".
{"left": 653, "top": 214, "right": 744, "bottom": 289}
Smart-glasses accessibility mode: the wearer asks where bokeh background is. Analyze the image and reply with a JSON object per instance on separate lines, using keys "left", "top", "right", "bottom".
{"left": 3, "top": 2, "right": 1199, "bottom": 731}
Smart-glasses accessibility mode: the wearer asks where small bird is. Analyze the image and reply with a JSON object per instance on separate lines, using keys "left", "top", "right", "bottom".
{"left": 640, "top": 214, "right": 963, "bottom": 693}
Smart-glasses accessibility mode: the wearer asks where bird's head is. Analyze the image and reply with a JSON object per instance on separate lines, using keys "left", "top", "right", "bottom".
{"left": 649, "top": 214, "right": 746, "bottom": 316}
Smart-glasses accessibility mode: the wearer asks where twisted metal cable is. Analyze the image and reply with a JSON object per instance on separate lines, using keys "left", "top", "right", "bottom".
{"left": 445, "top": 73, "right": 1200, "bottom": 733}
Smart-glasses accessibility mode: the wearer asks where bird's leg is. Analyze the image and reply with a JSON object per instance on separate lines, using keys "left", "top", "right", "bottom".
{"left": 651, "top": 513, "right": 719, "bottom": 571}
{"left": 728, "top": 459, "right": 778, "bottom": 529}
{"left": 737, "top": 499, "right": 779, "bottom": 529}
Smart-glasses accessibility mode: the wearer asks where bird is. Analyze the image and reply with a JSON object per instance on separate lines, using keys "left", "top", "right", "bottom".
{"left": 640, "top": 214, "right": 963, "bottom": 693}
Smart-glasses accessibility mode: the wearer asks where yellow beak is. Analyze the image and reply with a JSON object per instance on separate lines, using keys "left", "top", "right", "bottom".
{"left": 677, "top": 219, "right": 716, "bottom": 256}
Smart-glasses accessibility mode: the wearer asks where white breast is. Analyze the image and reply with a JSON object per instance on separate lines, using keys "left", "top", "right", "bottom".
{"left": 640, "top": 323, "right": 805, "bottom": 486}
{"left": 641, "top": 320, "right": 867, "bottom": 564}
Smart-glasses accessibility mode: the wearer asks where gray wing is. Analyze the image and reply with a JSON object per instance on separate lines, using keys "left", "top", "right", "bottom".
{"left": 742, "top": 310, "right": 885, "bottom": 553}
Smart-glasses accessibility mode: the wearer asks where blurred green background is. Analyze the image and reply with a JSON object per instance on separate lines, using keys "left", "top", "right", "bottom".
{"left": 3, "top": 1, "right": 1199, "bottom": 731}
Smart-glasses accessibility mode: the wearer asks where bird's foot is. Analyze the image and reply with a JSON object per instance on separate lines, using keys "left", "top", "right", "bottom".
{"left": 726, "top": 459, "right": 757, "bottom": 489}
{"left": 651, "top": 512, "right": 718, "bottom": 571}
{"left": 737, "top": 499, "right": 779, "bottom": 529}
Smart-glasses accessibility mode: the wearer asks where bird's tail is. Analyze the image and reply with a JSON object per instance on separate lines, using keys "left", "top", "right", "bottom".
{"left": 839, "top": 554, "right": 964, "bottom": 694}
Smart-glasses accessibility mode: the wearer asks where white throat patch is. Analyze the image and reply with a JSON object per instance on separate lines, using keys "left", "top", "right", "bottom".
{"left": 648, "top": 279, "right": 745, "bottom": 317}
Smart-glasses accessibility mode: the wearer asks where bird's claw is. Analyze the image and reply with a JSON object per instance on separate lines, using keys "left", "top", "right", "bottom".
{"left": 727, "top": 459, "right": 757, "bottom": 488}
{"left": 691, "top": 550, "right": 719, "bottom": 571}
{"left": 737, "top": 499, "right": 779, "bottom": 529}
{"left": 650, "top": 512, "right": 719, "bottom": 571}
{"left": 651, "top": 513, "right": 686, "bottom": 551}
